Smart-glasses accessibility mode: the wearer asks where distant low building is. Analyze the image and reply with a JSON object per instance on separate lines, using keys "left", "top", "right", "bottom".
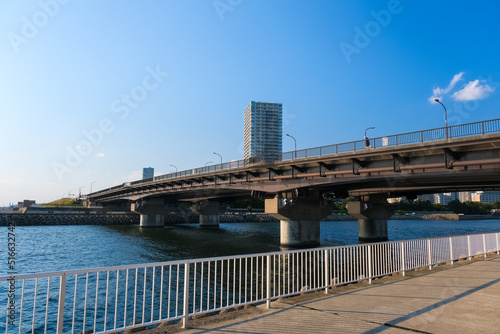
{"left": 143, "top": 167, "right": 154, "bottom": 180}
{"left": 459, "top": 191, "right": 472, "bottom": 202}
{"left": 417, "top": 193, "right": 458, "bottom": 205}
{"left": 18, "top": 200, "right": 36, "bottom": 208}
{"left": 387, "top": 196, "right": 406, "bottom": 203}
{"left": 470, "top": 191, "right": 500, "bottom": 203}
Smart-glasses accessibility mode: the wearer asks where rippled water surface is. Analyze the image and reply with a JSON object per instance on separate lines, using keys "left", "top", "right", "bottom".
{"left": 2, "top": 219, "right": 500, "bottom": 275}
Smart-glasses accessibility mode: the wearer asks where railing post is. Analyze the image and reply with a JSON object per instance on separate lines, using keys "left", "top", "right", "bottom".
{"left": 483, "top": 234, "right": 487, "bottom": 258}
{"left": 368, "top": 245, "right": 372, "bottom": 284}
{"left": 428, "top": 239, "right": 432, "bottom": 270}
{"left": 336, "top": 144, "right": 338, "bottom": 154}
{"left": 467, "top": 235, "right": 472, "bottom": 260}
{"left": 400, "top": 242, "right": 405, "bottom": 276}
{"left": 266, "top": 255, "right": 271, "bottom": 308}
{"left": 56, "top": 273, "right": 67, "bottom": 334}
{"left": 449, "top": 237, "right": 454, "bottom": 265}
{"left": 497, "top": 232, "right": 499, "bottom": 255}
{"left": 182, "top": 262, "right": 190, "bottom": 329}
{"left": 482, "top": 121, "right": 485, "bottom": 135}
{"left": 324, "top": 250, "right": 329, "bottom": 294}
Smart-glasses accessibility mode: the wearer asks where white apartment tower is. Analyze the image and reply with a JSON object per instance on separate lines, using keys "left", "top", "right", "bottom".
{"left": 244, "top": 101, "right": 283, "bottom": 162}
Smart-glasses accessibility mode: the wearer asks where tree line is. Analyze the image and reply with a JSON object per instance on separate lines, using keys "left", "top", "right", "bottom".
{"left": 332, "top": 198, "right": 500, "bottom": 215}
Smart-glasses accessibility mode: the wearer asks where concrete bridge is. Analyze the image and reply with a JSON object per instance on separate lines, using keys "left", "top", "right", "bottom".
{"left": 87, "top": 118, "right": 500, "bottom": 246}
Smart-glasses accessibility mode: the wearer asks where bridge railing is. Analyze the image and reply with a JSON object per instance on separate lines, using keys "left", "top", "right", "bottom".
{"left": 2, "top": 231, "right": 499, "bottom": 334}
{"left": 89, "top": 118, "right": 500, "bottom": 196}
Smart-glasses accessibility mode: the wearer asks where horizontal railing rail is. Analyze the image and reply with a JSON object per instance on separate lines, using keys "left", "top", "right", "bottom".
{"left": 2, "top": 232, "right": 499, "bottom": 333}
{"left": 89, "top": 118, "right": 500, "bottom": 197}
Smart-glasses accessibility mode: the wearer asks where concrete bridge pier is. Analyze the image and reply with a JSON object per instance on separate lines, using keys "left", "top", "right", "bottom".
{"left": 348, "top": 195, "right": 395, "bottom": 242}
{"left": 265, "top": 192, "right": 331, "bottom": 247}
{"left": 139, "top": 213, "right": 166, "bottom": 227}
{"left": 192, "top": 201, "right": 220, "bottom": 227}
{"left": 131, "top": 198, "right": 168, "bottom": 227}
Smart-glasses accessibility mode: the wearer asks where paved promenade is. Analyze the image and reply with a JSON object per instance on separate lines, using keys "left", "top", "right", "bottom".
{"left": 155, "top": 255, "right": 500, "bottom": 334}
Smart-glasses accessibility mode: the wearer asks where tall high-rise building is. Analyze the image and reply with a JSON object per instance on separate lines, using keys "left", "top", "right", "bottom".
{"left": 243, "top": 101, "right": 282, "bottom": 162}
{"left": 143, "top": 167, "right": 154, "bottom": 180}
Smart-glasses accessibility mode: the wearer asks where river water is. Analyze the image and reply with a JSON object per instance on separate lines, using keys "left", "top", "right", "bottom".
{"left": 2, "top": 219, "right": 500, "bottom": 276}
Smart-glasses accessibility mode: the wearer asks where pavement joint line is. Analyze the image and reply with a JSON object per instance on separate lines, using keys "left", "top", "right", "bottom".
{"left": 366, "top": 277, "right": 500, "bottom": 333}
{"left": 380, "top": 323, "right": 432, "bottom": 334}
{"left": 295, "top": 303, "right": 423, "bottom": 333}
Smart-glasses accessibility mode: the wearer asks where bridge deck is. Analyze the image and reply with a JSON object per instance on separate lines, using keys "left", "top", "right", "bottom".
{"left": 148, "top": 255, "right": 500, "bottom": 334}
{"left": 89, "top": 118, "right": 500, "bottom": 202}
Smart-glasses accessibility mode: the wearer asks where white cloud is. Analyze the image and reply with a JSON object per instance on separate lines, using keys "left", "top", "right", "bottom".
{"left": 429, "top": 72, "right": 495, "bottom": 103}
{"left": 96, "top": 152, "right": 105, "bottom": 158}
{"left": 431, "top": 72, "right": 464, "bottom": 100}
{"left": 452, "top": 80, "right": 495, "bottom": 101}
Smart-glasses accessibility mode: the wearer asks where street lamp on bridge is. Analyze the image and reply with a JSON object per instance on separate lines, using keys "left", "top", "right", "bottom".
{"left": 78, "top": 186, "right": 85, "bottom": 199}
{"left": 285, "top": 133, "right": 297, "bottom": 159}
{"left": 170, "top": 164, "right": 178, "bottom": 173}
{"left": 434, "top": 98, "right": 448, "bottom": 139}
{"left": 90, "top": 181, "right": 96, "bottom": 194}
{"left": 213, "top": 152, "right": 223, "bottom": 164}
{"left": 364, "top": 127, "right": 375, "bottom": 149}
{"left": 205, "top": 161, "right": 213, "bottom": 166}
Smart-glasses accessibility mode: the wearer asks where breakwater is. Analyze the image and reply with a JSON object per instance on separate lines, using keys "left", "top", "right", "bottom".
{"left": 0, "top": 213, "right": 139, "bottom": 226}
{"left": 1, "top": 210, "right": 497, "bottom": 227}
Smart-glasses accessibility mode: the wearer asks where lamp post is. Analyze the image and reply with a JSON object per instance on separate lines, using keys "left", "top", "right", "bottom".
{"left": 205, "top": 161, "right": 213, "bottom": 166}
{"left": 78, "top": 186, "right": 85, "bottom": 199}
{"left": 364, "top": 127, "right": 375, "bottom": 149}
{"left": 434, "top": 98, "right": 448, "bottom": 139}
{"left": 213, "top": 152, "right": 223, "bottom": 164}
{"left": 90, "top": 181, "right": 96, "bottom": 194}
{"left": 286, "top": 133, "right": 297, "bottom": 159}
{"left": 170, "top": 164, "right": 178, "bottom": 173}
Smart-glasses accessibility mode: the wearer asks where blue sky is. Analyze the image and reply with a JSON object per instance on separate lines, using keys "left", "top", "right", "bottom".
{"left": 1, "top": 0, "right": 499, "bottom": 205}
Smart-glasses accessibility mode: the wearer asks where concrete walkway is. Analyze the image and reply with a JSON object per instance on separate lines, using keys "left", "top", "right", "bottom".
{"left": 178, "top": 256, "right": 500, "bottom": 334}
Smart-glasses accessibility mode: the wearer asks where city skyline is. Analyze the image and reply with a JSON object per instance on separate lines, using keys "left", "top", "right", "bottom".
{"left": 1, "top": 1, "right": 500, "bottom": 205}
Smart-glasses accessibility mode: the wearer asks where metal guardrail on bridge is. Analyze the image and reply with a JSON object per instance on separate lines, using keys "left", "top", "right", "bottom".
{"left": 90, "top": 118, "right": 500, "bottom": 196}
{"left": 2, "top": 232, "right": 499, "bottom": 333}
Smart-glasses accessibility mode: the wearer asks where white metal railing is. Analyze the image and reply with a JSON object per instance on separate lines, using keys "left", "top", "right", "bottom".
{"left": 2, "top": 232, "right": 499, "bottom": 333}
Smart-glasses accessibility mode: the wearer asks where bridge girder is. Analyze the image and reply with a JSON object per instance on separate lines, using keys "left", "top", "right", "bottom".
{"left": 88, "top": 134, "right": 500, "bottom": 204}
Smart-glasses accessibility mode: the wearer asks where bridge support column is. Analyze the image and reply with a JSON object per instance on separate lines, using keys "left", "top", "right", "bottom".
{"left": 265, "top": 191, "right": 331, "bottom": 247}
{"left": 280, "top": 220, "right": 320, "bottom": 247}
{"left": 139, "top": 213, "right": 166, "bottom": 227}
{"left": 348, "top": 195, "right": 395, "bottom": 242}
{"left": 192, "top": 201, "right": 220, "bottom": 227}
{"left": 131, "top": 198, "right": 169, "bottom": 228}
